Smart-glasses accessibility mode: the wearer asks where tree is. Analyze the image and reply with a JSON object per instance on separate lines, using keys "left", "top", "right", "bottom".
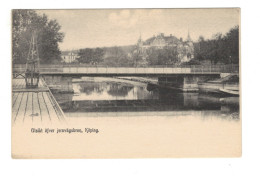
{"left": 223, "top": 26, "right": 239, "bottom": 64}
{"left": 146, "top": 47, "right": 178, "bottom": 66}
{"left": 93, "top": 48, "right": 105, "bottom": 64}
{"left": 198, "top": 36, "right": 205, "bottom": 43}
{"left": 194, "top": 26, "right": 239, "bottom": 64}
{"left": 12, "top": 10, "right": 64, "bottom": 64}
{"left": 103, "top": 46, "right": 133, "bottom": 66}
{"left": 77, "top": 48, "right": 104, "bottom": 65}
{"left": 77, "top": 48, "right": 94, "bottom": 64}
{"left": 131, "top": 45, "right": 143, "bottom": 66}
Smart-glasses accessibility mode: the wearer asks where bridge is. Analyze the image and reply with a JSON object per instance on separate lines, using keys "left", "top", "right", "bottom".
{"left": 13, "top": 64, "right": 239, "bottom": 77}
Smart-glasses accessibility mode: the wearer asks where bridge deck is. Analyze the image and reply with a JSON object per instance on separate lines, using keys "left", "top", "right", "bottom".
{"left": 13, "top": 65, "right": 239, "bottom": 76}
{"left": 12, "top": 77, "right": 66, "bottom": 125}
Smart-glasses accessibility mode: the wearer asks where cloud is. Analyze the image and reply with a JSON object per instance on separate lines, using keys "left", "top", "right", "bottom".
{"left": 108, "top": 9, "right": 163, "bottom": 29}
{"left": 108, "top": 10, "right": 136, "bottom": 28}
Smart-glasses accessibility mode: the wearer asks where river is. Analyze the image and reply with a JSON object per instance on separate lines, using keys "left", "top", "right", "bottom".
{"left": 40, "top": 75, "right": 241, "bottom": 157}
{"left": 44, "top": 76, "right": 240, "bottom": 119}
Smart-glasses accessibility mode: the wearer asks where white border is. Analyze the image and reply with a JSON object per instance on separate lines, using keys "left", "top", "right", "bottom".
{"left": 1, "top": 0, "right": 260, "bottom": 176}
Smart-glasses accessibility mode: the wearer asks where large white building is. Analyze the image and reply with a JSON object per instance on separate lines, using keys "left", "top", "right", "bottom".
{"left": 61, "top": 51, "right": 79, "bottom": 63}
{"left": 137, "top": 32, "right": 194, "bottom": 63}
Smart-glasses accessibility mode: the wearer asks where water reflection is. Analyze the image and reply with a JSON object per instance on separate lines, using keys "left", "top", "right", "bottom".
{"left": 46, "top": 76, "right": 239, "bottom": 120}
{"left": 71, "top": 77, "right": 157, "bottom": 101}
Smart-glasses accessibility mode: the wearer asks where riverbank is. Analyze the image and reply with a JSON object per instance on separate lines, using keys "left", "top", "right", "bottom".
{"left": 198, "top": 74, "right": 239, "bottom": 95}
{"left": 117, "top": 75, "right": 239, "bottom": 95}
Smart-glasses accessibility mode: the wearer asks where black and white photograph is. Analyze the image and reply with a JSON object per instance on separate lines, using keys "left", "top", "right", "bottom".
{"left": 11, "top": 8, "right": 241, "bottom": 158}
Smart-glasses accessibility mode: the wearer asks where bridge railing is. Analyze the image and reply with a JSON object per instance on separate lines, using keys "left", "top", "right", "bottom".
{"left": 13, "top": 64, "right": 239, "bottom": 74}
{"left": 13, "top": 64, "right": 63, "bottom": 73}
{"left": 190, "top": 64, "right": 239, "bottom": 73}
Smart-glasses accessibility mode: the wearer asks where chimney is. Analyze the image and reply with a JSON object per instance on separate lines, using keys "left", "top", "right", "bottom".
{"left": 170, "top": 34, "right": 172, "bottom": 37}
{"left": 180, "top": 37, "right": 183, "bottom": 42}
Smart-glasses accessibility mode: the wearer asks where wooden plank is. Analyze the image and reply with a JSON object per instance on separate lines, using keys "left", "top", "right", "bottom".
{"left": 12, "top": 78, "right": 46, "bottom": 89}
{"left": 12, "top": 93, "right": 23, "bottom": 123}
{"left": 13, "top": 78, "right": 24, "bottom": 89}
{"left": 47, "top": 91, "right": 65, "bottom": 121}
{"left": 20, "top": 79, "right": 26, "bottom": 88}
{"left": 12, "top": 79, "right": 19, "bottom": 88}
{"left": 32, "top": 92, "right": 42, "bottom": 124}
{"left": 16, "top": 79, "right": 22, "bottom": 88}
{"left": 14, "top": 92, "right": 28, "bottom": 124}
{"left": 12, "top": 92, "right": 20, "bottom": 107}
{"left": 16, "top": 78, "right": 24, "bottom": 89}
{"left": 42, "top": 92, "right": 60, "bottom": 124}
{"left": 12, "top": 78, "right": 66, "bottom": 125}
{"left": 12, "top": 79, "right": 16, "bottom": 88}
{"left": 12, "top": 92, "right": 16, "bottom": 99}
{"left": 46, "top": 91, "right": 62, "bottom": 121}
{"left": 23, "top": 92, "right": 33, "bottom": 125}
{"left": 12, "top": 79, "right": 17, "bottom": 89}
{"left": 12, "top": 88, "right": 49, "bottom": 92}
{"left": 38, "top": 92, "right": 51, "bottom": 123}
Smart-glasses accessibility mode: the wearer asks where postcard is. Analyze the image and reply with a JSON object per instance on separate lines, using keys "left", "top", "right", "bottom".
{"left": 12, "top": 8, "right": 241, "bottom": 158}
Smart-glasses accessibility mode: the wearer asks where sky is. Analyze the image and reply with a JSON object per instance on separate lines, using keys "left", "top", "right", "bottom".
{"left": 36, "top": 9, "right": 240, "bottom": 51}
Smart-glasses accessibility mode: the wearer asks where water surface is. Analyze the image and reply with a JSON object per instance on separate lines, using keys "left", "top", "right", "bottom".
{"left": 45, "top": 76, "right": 239, "bottom": 120}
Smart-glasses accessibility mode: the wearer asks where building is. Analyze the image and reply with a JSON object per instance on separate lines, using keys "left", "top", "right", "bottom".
{"left": 137, "top": 32, "right": 194, "bottom": 63}
{"left": 61, "top": 51, "right": 79, "bottom": 63}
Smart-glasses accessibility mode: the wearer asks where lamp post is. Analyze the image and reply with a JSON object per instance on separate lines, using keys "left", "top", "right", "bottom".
{"left": 25, "top": 31, "right": 40, "bottom": 88}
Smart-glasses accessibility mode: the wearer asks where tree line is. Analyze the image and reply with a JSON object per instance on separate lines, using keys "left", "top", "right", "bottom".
{"left": 12, "top": 10, "right": 64, "bottom": 64}
{"left": 194, "top": 26, "right": 239, "bottom": 64}
{"left": 77, "top": 48, "right": 104, "bottom": 65}
{"left": 76, "top": 45, "right": 179, "bottom": 66}
{"left": 12, "top": 10, "right": 238, "bottom": 67}
{"left": 76, "top": 46, "right": 135, "bottom": 66}
{"left": 76, "top": 26, "right": 239, "bottom": 66}
{"left": 145, "top": 47, "right": 179, "bottom": 65}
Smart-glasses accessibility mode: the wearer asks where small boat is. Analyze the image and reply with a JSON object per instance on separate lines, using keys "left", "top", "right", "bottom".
{"left": 198, "top": 74, "right": 239, "bottom": 95}
{"left": 219, "top": 88, "right": 239, "bottom": 95}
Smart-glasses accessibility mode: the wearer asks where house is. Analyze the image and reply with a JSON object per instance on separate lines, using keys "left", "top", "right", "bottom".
{"left": 137, "top": 32, "right": 194, "bottom": 63}
{"left": 61, "top": 51, "right": 79, "bottom": 63}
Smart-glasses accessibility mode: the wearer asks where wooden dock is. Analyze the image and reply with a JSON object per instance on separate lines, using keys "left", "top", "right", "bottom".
{"left": 12, "top": 77, "right": 66, "bottom": 125}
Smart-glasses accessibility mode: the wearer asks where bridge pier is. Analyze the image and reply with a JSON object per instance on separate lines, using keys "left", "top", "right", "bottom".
{"left": 158, "top": 74, "right": 220, "bottom": 92}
